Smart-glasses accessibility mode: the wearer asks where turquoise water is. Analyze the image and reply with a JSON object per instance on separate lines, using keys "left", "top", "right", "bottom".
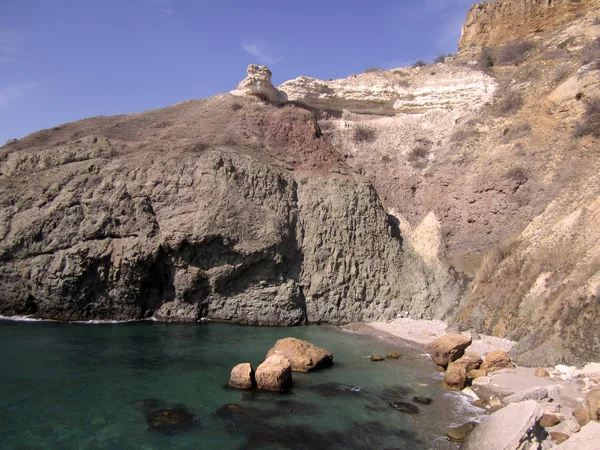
{"left": 0, "top": 320, "right": 479, "bottom": 449}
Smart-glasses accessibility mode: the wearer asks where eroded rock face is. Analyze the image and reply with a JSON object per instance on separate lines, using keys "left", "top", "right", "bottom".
{"left": 0, "top": 96, "right": 450, "bottom": 325}
{"left": 278, "top": 65, "right": 496, "bottom": 116}
{"left": 266, "top": 337, "right": 333, "bottom": 372}
{"left": 459, "top": 0, "right": 600, "bottom": 49}
{"left": 255, "top": 354, "right": 292, "bottom": 392}
{"left": 230, "top": 64, "right": 282, "bottom": 104}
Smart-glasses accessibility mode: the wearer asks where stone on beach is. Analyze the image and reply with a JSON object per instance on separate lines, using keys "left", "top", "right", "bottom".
{"left": 255, "top": 354, "right": 292, "bottom": 392}
{"left": 539, "top": 413, "right": 561, "bottom": 428}
{"left": 461, "top": 400, "right": 545, "bottom": 450}
{"left": 534, "top": 367, "right": 549, "bottom": 378}
{"left": 586, "top": 387, "right": 600, "bottom": 421}
{"left": 229, "top": 363, "right": 256, "bottom": 390}
{"left": 573, "top": 406, "right": 591, "bottom": 426}
{"left": 502, "top": 386, "right": 552, "bottom": 405}
{"left": 552, "top": 421, "right": 600, "bottom": 449}
{"left": 266, "top": 337, "right": 333, "bottom": 372}
{"left": 480, "top": 349, "right": 514, "bottom": 373}
{"left": 469, "top": 368, "right": 488, "bottom": 379}
{"left": 456, "top": 352, "right": 483, "bottom": 372}
{"left": 426, "top": 334, "right": 472, "bottom": 368}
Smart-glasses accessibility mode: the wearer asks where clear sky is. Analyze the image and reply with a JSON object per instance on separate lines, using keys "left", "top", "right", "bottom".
{"left": 0, "top": 0, "right": 476, "bottom": 144}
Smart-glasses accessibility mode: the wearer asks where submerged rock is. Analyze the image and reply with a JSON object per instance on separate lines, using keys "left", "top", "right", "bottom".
{"left": 389, "top": 401, "right": 420, "bottom": 415}
{"left": 413, "top": 396, "right": 433, "bottom": 405}
{"left": 145, "top": 407, "right": 198, "bottom": 434}
{"left": 255, "top": 354, "right": 292, "bottom": 392}
{"left": 447, "top": 421, "right": 477, "bottom": 443}
{"left": 266, "top": 337, "right": 333, "bottom": 372}
{"left": 308, "top": 383, "right": 362, "bottom": 397}
{"left": 386, "top": 352, "right": 401, "bottom": 359}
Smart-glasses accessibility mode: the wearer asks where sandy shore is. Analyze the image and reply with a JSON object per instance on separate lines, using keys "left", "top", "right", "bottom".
{"left": 353, "top": 318, "right": 515, "bottom": 356}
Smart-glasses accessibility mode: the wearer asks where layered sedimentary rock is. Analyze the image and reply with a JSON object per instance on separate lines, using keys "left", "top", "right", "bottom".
{"left": 459, "top": 0, "right": 600, "bottom": 49}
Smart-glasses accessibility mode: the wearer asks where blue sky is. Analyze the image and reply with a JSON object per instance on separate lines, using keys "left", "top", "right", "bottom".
{"left": 0, "top": 0, "right": 476, "bottom": 144}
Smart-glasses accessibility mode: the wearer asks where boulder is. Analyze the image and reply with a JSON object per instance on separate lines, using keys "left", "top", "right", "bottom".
{"left": 534, "top": 367, "right": 549, "bottom": 378}
{"left": 549, "top": 431, "right": 569, "bottom": 444}
{"left": 266, "top": 338, "right": 333, "bottom": 372}
{"left": 586, "top": 387, "right": 600, "bottom": 421}
{"left": 426, "top": 334, "right": 472, "bottom": 368}
{"left": 146, "top": 407, "right": 198, "bottom": 433}
{"left": 480, "top": 349, "right": 514, "bottom": 373}
{"left": 455, "top": 352, "right": 483, "bottom": 372}
{"left": 573, "top": 406, "right": 591, "bottom": 427}
{"left": 386, "top": 352, "right": 401, "bottom": 359}
{"left": 462, "top": 400, "right": 545, "bottom": 450}
{"left": 443, "top": 361, "right": 468, "bottom": 391}
{"left": 229, "top": 363, "right": 255, "bottom": 390}
{"left": 447, "top": 421, "right": 477, "bottom": 443}
{"left": 539, "top": 414, "right": 561, "bottom": 428}
{"left": 552, "top": 421, "right": 600, "bottom": 449}
{"left": 370, "top": 354, "right": 384, "bottom": 362}
{"left": 503, "top": 386, "right": 550, "bottom": 405}
{"left": 255, "top": 354, "right": 292, "bottom": 392}
{"left": 469, "top": 369, "right": 488, "bottom": 379}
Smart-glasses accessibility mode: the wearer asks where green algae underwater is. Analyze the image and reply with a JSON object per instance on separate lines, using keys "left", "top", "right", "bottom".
{"left": 0, "top": 320, "right": 482, "bottom": 449}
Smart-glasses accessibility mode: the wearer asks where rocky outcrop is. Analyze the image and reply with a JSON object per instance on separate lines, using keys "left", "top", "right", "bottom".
{"left": 229, "top": 363, "right": 255, "bottom": 390}
{"left": 427, "top": 334, "right": 473, "bottom": 368}
{"left": 459, "top": 0, "right": 600, "bottom": 49}
{"left": 230, "top": 64, "right": 282, "bottom": 104}
{"left": 462, "top": 400, "right": 545, "bottom": 450}
{"left": 0, "top": 95, "right": 451, "bottom": 325}
{"left": 278, "top": 65, "right": 496, "bottom": 116}
{"left": 255, "top": 354, "right": 292, "bottom": 392}
{"left": 265, "top": 338, "right": 333, "bottom": 372}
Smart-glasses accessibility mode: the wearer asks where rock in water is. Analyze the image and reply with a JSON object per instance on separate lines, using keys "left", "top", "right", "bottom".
{"left": 443, "top": 362, "right": 468, "bottom": 391}
{"left": 447, "top": 422, "right": 477, "bottom": 443}
{"left": 389, "top": 401, "right": 420, "bottom": 415}
{"left": 255, "top": 354, "right": 292, "bottom": 392}
{"left": 480, "top": 349, "right": 514, "bottom": 373}
{"left": 370, "top": 354, "right": 384, "bottom": 362}
{"left": 266, "top": 338, "right": 333, "bottom": 372}
{"left": 229, "top": 363, "right": 256, "bottom": 390}
{"left": 386, "top": 352, "right": 401, "bottom": 359}
{"left": 427, "top": 334, "right": 472, "bottom": 368}
{"left": 412, "top": 396, "right": 433, "bottom": 405}
{"left": 462, "top": 400, "right": 544, "bottom": 450}
{"left": 146, "top": 407, "right": 198, "bottom": 433}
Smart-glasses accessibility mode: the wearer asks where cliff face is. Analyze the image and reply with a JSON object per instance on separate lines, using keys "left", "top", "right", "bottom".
{"left": 459, "top": 0, "right": 600, "bottom": 49}
{"left": 0, "top": 96, "right": 454, "bottom": 325}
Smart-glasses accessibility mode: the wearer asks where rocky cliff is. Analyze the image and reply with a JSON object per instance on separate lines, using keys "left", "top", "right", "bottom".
{"left": 0, "top": 96, "right": 455, "bottom": 325}
{"left": 459, "top": 0, "right": 600, "bottom": 49}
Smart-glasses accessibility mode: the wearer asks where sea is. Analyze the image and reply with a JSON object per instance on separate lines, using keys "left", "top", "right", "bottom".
{"left": 0, "top": 319, "right": 484, "bottom": 449}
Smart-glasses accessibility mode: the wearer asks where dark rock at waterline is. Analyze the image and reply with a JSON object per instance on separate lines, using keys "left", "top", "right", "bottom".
{"left": 389, "top": 401, "right": 420, "bottom": 415}
{"left": 386, "top": 352, "right": 401, "bottom": 359}
{"left": 274, "top": 399, "right": 319, "bottom": 416}
{"left": 370, "top": 354, "right": 384, "bottom": 361}
{"left": 131, "top": 398, "right": 168, "bottom": 414}
{"left": 413, "top": 396, "right": 433, "bottom": 405}
{"left": 379, "top": 386, "right": 413, "bottom": 401}
{"left": 306, "top": 383, "right": 362, "bottom": 397}
{"left": 145, "top": 407, "right": 198, "bottom": 434}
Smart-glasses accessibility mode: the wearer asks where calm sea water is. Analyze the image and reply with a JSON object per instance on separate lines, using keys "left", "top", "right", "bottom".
{"left": 0, "top": 320, "right": 482, "bottom": 449}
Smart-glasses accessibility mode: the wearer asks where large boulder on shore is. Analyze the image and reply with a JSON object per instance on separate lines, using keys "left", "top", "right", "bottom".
{"left": 266, "top": 337, "right": 333, "bottom": 372}
{"left": 554, "top": 421, "right": 600, "bottom": 449}
{"left": 427, "top": 334, "right": 472, "bottom": 368}
{"left": 586, "top": 387, "right": 600, "bottom": 422}
{"left": 443, "top": 361, "right": 468, "bottom": 391}
{"left": 481, "top": 349, "right": 514, "bottom": 373}
{"left": 229, "top": 363, "right": 256, "bottom": 390}
{"left": 462, "top": 400, "right": 545, "bottom": 450}
{"left": 255, "top": 354, "right": 292, "bottom": 392}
